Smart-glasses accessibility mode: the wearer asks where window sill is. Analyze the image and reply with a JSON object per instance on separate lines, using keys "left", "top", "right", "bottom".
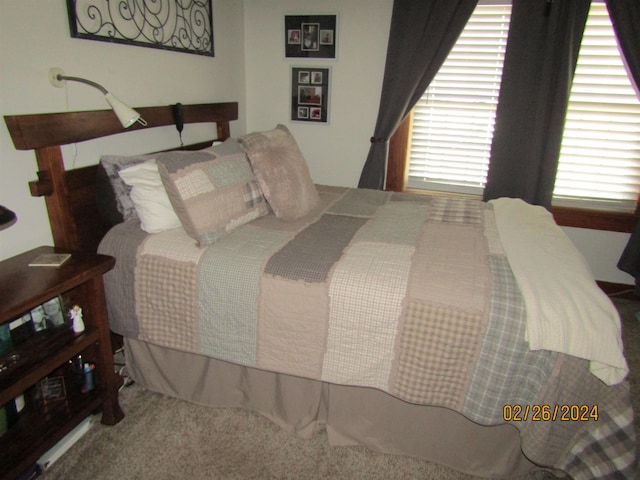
{"left": 398, "top": 188, "right": 637, "bottom": 233}
{"left": 550, "top": 206, "right": 637, "bottom": 233}
{"left": 388, "top": 111, "right": 639, "bottom": 234}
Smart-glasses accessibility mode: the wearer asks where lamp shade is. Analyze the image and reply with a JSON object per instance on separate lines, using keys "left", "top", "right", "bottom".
{"left": 0, "top": 205, "right": 17, "bottom": 231}
{"left": 104, "top": 93, "right": 146, "bottom": 128}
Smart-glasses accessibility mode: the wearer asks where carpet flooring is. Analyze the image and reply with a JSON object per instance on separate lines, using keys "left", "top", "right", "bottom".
{"left": 40, "top": 298, "right": 640, "bottom": 480}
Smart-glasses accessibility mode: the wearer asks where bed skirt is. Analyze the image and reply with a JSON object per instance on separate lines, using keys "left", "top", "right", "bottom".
{"left": 124, "top": 338, "right": 549, "bottom": 478}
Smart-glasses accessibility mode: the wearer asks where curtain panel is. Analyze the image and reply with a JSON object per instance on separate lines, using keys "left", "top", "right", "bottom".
{"left": 482, "top": 0, "right": 590, "bottom": 209}
{"left": 357, "top": 0, "right": 478, "bottom": 190}
{"left": 607, "top": 0, "right": 640, "bottom": 287}
{"left": 606, "top": 0, "right": 640, "bottom": 98}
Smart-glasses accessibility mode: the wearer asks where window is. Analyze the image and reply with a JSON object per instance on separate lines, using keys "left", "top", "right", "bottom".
{"left": 554, "top": 3, "right": 640, "bottom": 213}
{"left": 407, "top": 2, "right": 510, "bottom": 196}
{"left": 406, "top": 1, "right": 640, "bottom": 215}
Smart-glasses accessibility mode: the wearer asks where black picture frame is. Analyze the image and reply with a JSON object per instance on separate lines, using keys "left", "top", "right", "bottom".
{"left": 285, "top": 15, "right": 336, "bottom": 58}
{"left": 291, "top": 67, "right": 330, "bottom": 123}
{"left": 66, "top": 0, "right": 214, "bottom": 57}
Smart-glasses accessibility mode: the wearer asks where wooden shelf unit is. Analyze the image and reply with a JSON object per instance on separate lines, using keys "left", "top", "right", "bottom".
{"left": 0, "top": 246, "right": 123, "bottom": 480}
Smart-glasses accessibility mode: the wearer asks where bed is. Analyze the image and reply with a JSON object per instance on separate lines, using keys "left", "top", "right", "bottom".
{"left": 4, "top": 102, "right": 637, "bottom": 479}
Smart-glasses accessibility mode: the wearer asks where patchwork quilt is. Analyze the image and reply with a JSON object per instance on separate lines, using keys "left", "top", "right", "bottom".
{"left": 100, "top": 185, "right": 636, "bottom": 478}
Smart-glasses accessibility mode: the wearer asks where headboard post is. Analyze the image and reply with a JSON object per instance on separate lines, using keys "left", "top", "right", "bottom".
{"left": 217, "top": 122, "right": 230, "bottom": 141}
{"left": 33, "top": 145, "right": 80, "bottom": 251}
{"left": 4, "top": 102, "right": 239, "bottom": 252}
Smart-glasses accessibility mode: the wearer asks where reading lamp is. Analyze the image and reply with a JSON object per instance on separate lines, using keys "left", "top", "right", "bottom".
{"left": 48, "top": 67, "right": 147, "bottom": 128}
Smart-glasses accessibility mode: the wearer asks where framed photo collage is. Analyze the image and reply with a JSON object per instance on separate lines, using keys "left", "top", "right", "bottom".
{"left": 285, "top": 15, "right": 336, "bottom": 124}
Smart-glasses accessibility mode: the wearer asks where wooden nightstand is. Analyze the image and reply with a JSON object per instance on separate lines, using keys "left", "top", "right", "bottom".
{"left": 0, "top": 246, "right": 124, "bottom": 480}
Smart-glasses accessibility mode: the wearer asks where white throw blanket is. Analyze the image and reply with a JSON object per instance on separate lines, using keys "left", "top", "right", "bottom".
{"left": 490, "top": 198, "right": 628, "bottom": 385}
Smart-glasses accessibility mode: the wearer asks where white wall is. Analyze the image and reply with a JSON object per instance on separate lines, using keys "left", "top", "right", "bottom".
{"left": 0, "top": 0, "right": 246, "bottom": 260}
{"left": 0, "top": 0, "right": 633, "bottom": 285}
{"left": 563, "top": 227, "right": 633, "bottom": 284}
{"left": 243, "top": 0, "right": 393, "bottom": 188}
{"left": 242, "top": 0, "right": 634, "bottom": 285}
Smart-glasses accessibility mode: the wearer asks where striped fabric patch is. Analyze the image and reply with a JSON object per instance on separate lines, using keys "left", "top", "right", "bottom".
{"left": 392, "top": 301, "right": 484, "bottom": 408}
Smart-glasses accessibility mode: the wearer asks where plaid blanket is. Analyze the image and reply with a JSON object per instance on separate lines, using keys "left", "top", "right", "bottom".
{"left": 100, "top": 186, "right": 636, "bottom": 478}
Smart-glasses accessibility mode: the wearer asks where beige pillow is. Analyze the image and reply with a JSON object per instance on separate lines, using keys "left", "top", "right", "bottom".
{"left": 238, "top": 125, "right": 319, "bottom": 221}
{"left": 156, "top": 150, "right": 268, "bottom": 246}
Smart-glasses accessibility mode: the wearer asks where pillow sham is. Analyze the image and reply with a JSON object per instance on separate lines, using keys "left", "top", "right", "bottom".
{"left": 156, "top": 150, "right": 268, "bottom": 246}
{"left": 96, "top": 139, "right": 240, "bottom": 228}
{"left": 97, "top": 154, "right": 153, "bottom": 227}
{"left": 238, "top": 125, "right": 319, "bottom": 221}
{"left": 117, "top": 159, "right": 182, "bottom": 233}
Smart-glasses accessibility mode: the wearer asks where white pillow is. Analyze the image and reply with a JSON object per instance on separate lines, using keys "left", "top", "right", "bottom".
{"left": 118, "top": 159, "right": 182, "bottom": 233}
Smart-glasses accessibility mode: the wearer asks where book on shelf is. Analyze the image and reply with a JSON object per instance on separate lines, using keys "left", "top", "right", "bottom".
{"left": 28, "top": 253, "right": 71, "bottom": 267}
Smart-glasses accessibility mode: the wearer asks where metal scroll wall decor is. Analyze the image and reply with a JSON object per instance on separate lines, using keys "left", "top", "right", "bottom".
{"left": 66, "top": 0, "right": 214, "bottom": 57}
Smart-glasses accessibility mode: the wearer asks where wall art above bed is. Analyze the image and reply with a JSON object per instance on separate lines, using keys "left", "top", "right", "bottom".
{"left": 290, "top": 67, "right": 330, "bottom": 123}
{"left": 66, "top": 0, "right": 214, "bottom": 57}
{"left": 284, "top": 15, "right": 336, "bottom": 58}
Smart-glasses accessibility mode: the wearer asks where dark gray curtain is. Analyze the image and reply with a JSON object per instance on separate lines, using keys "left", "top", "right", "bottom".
{"left": 357, "top": 0, "right": 478, "bottom": 190}
{"left": 607, "top": 0, "right": 640, "bottom": 286}
{"left": 606, "top": 0, "right": 640, "bottom": 95}
{"left": 482, "top": 0, "right": 590, "bottom": 209}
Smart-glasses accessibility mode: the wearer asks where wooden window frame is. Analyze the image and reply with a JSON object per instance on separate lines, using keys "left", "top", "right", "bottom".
{"left": 387, "top": 116, "right": 639, "bottom": 234}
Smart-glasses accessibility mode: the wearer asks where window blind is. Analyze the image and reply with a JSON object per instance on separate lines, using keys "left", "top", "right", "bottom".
{"left": 553, "top": 3, "right": 640, "bottom": 213}
{"left": 407, "top": 3, "right": 511, "bottom": 195}
{"left": 407, "top": 1, "right": 640, "bottom": 213}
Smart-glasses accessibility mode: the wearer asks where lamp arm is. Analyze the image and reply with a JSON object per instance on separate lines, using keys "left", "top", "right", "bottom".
{"left": 56, "top": 74, "right": 109, "bottom": 95}
{"left": 48, "top": 67, "right": 146, "bottom": 128}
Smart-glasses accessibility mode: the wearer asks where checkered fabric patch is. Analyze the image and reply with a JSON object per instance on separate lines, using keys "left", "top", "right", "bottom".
{"left": 244, "top": 180, "right": 265, "bottom": 208}
{"left": 463, "top": 256, "right": 557, "bottom": 424}
{"left": 430, "top": 197, "right": 484, "bottom": 225}
{"left": 561, "top": 404, "right": 637, "bottom": 478}
{"left": 265, "top": 214, "right": 367, "bottom": 283}
{"left": 389, "top": 192, "right": 433, "bottom": 204}
{"left": 209, "top": 155, "right": 254, "bottom": 188}
{"left": 354, "top": 202, "right": 430, "bottom": 245}
{"left": 327, "top": 188, "right": 390, "bottom": 217}
{"left": 483, "top": 209, "right": 505, "bottom": 256}
{"left": 392, "top": 301, "right": 484, "bottom": 408}
{"left": 175, "top": 168, "right": 214, "bottom": 200}
{"left": 136, "top": 254, "right": 199, "bottom": 353}
{"left": 198, "top": 226, "right": 292, "bottom": 366}
{"left": 322, "top": 242, "right": 414, "bottom": 388}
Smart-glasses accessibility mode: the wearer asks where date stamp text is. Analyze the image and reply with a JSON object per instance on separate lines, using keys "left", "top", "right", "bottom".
{"left": 503, "top": 404, "right": 599, "bottom": 422}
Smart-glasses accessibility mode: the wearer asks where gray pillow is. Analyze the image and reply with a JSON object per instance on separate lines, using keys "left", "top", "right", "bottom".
{"left": 97, "top": 154, "right": 153, "bottom": 227}
{"left": 96, "top": 139, "right": 244, "bottom": 228}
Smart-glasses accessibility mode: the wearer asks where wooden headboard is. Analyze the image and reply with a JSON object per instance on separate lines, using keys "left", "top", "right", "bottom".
{"left": 4, "top": 102, "right": 238, "bottom": 253}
